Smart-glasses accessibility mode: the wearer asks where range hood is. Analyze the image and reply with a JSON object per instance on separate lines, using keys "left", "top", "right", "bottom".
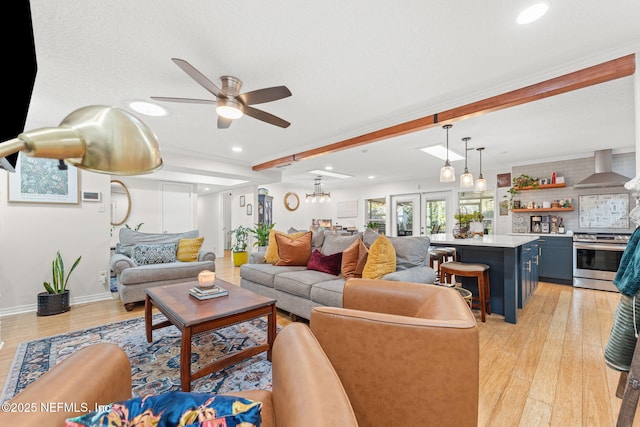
{"left": 573, "top": 149, "right": 630, "bottom": 189}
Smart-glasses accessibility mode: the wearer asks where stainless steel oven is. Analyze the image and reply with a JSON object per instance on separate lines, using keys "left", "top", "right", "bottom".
{"left": 573, "top": 233, "right": 630, "bottom": 292}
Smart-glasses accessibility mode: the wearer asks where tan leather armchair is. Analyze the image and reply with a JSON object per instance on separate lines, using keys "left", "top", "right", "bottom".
{"left": 310, "top": 278, "right": 479, "bottom": 427}
{"left": 1, "top": 324, "right": 358, "bottom": 427}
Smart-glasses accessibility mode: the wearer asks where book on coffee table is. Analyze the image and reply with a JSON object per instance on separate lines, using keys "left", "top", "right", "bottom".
{"left": 189, "top": 286, "right": 229, "bottom": 300}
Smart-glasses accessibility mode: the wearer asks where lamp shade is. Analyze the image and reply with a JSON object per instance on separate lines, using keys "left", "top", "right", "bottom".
{"left": 475, "top": 176, "right": 487, "bottom": 191}
{"left": 1, "top": 105, "right": 163, "bottom": 175}
{"left": 440, "top": 163, "right": 455, "bottom": 182}
{"left": 460, "top": 172, "right": 474, "bottom": 188}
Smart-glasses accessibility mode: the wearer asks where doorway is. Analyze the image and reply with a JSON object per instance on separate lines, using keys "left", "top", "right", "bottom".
{"left": 391, "top": 194, "right": 420, "bottom": 236}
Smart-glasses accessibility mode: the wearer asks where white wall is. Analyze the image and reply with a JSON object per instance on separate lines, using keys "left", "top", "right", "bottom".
{"left": 0, "top": 170, "right": 112, "bottom": 315}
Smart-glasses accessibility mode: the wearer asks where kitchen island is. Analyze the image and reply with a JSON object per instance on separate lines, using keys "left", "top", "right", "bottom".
{"left": 430, "top": 234, "right": 539, "bottom": 324}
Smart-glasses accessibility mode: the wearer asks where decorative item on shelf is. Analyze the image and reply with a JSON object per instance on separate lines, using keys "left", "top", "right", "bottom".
{"left": 38, "top": 251, "right": 82, "bottom": 316}
{"left": 251, "top": 222, "right": 275, "bottom": 251}
{"left": 469, "top": 211, "right": 485, "bottom": 237}
{"left": 439, "top": 124, "right": 455, "bottom": 183}
{"left": 460, "top": 137, "right": 474, "bottom": 188}
{"left": 305, "top": 176, "right": 331, "bottom": 203}
{"left": 475, "top": 147, "right": 487, "bottom": 192}
{"left": 231, "top": 225, "right": 251, "bottom": 266}
{"left": 197, "top": 270, "right": 216, "bottom": 290}
{"left": 504, "top": 174, "right": 539, "bottom": 208}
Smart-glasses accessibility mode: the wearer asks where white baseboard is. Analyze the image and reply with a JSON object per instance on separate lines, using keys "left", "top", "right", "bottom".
{"left": 0, "top": 292, "right": 114, "bottom": 317}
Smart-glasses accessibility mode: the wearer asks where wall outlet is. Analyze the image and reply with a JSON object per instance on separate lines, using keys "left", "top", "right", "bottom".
{"left": 98, "top": 271, "right": 108, "bottom": 285}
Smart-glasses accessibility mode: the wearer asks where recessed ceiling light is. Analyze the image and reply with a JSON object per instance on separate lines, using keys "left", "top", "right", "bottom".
{"left": 128, "top": 101, "right": 167, "bottom": 117}
{"left": 368, "top": 175, "right": 375, "bottom": 179}
{"left": 517, "top": 2, "right": 550, "bottom": 25}
{"left": 420, "top": 145, "right": 464, "bottom": 162}
{"left": 308, "top": 169, "right": 352, "bottom": 179}
{"left": 232, "top": 146, "right": 243, "bottom": 152}
{"left": 325, "top": 166, "right": 333, "bottom": 170}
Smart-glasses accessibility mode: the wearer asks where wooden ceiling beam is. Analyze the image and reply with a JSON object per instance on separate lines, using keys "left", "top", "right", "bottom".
{"left": 252, "top": 54, "right": 635, "bottom": 171}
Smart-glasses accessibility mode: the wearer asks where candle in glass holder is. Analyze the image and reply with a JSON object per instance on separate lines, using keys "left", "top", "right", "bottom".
{"left": 198, "top": 270, "right": 216, "bottom": 289}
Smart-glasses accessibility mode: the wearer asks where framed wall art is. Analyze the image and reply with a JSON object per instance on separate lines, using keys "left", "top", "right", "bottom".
{"left": 246, "top": 203, "right": 253, "bottom": 216}
{"left": 8, "top": 155, "right": 79, "bottom": 204}
{"left": 239, "top": 195, "right": 245, "bottom": 207}
{"left": 497, "top": 173, "right": 511, "bottom": 188}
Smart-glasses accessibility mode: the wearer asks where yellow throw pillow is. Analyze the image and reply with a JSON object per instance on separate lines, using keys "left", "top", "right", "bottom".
{"left": 264, "top": 229, "right": 307, "bottom": 264}
{"left": 362, "top": 235, "right": 396, "bottom": 279}
{"left": 176, "top": 237, "right": 204, "bottom": 262}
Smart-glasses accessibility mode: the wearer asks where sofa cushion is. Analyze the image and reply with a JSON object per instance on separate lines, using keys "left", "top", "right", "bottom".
{"left": 117, "top": 228, "right": 199, "bottom": 257}
{"left": 119, "top": 260, "right": 215, "bottom": 285}
{"left": 131, "top": 243, "right": 177, "bottom": 265}
{"left": 342, "top": 238, "right": 369, "bottom": 279}
{"left": 312, "top": 230, "right": 326, "bottom": 251}
{"left": 239, "top": 263, "right": 307, "bottom": 288}
{"left": 275, "top": 270, "right": 338, "bottom": 299}
{"left": 382, "top": 266, "right": 437, "bottom": 284}
{"left": 310, "top": 279, "right": 346, "bottom": 307}
{"left": 362, "top": 235, "right": 396, "bottom": 279}
{"left": 176, "top": 237, "right": 204, "bottom": 262}
{"left": 386, "top": 235, "right": 431, "bottom": 270}
{"left": 265, "top": 230, "right": 307, "bottom": 264}
{"left": 274, "top": 232, "right": 312, "bottom": 266}
{"left": 321, "top": 232, "right": 359, "bottom": 255}
{"left": 308, "top": 249, "right": 343, "bottom": 275}
{"left": 363, "top": 229, "right": 430, "bottom": 270}
{"left": 66, "top": 392, "right": 262, "bottom": 427}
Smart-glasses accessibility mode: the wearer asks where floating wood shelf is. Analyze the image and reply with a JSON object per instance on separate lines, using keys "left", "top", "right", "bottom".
{"left": 512, "top": 207, "right": 574, "bottom": 213}
{"left": 516, "top": 183, "right": 567, "bottom": 191}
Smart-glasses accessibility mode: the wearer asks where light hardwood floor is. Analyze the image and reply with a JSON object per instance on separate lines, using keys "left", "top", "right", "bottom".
{"left": 0, "top": 252, "right": 634, "bottom": 426}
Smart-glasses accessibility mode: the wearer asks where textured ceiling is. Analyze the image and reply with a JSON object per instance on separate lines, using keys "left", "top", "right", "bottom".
{"left": 26, "top": 0, "right": 640, "bottom": 192}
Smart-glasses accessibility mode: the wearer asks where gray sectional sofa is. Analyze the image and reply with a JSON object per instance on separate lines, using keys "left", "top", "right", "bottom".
{"left": 110, "top": 228, "right": 216, "bottom": 310}
{"left": 240, "top": 229, "right": 436, "bottom": 319}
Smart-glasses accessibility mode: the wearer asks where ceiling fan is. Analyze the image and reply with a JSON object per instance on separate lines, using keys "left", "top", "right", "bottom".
{"left": 151, "top": 58, "right": 292, "bottom": 129}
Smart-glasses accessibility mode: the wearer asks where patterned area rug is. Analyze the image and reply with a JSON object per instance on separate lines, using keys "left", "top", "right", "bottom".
{"left": 1, "top": 314, "right": 274, "bottom": 402}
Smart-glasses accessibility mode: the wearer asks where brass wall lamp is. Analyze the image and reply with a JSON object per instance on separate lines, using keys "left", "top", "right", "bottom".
{"left": 0, "top": 105, "right": 163, "bottom": 175}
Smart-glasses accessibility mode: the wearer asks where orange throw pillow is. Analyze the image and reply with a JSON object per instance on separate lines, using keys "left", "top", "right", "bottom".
{"left": 264, "top": 229, "right": 307, "bottom": 264}
{"left": 274, "top": 232, "right": 312, "bottom": 266}
{"left": 342, "top": 238, "right": 369, "bottom": 278}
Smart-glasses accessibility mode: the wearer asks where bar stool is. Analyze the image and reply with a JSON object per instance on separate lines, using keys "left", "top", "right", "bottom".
{"left": 440, "top": 247, "right": 457, "bottom": 262}
{"left": 428, "top": 249, "right": 447, "bottom": 274}
{"left": 439, "top": 261, "right": 491, "bottom": 322}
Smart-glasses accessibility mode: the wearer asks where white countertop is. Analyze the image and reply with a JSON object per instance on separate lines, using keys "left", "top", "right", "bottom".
{"left": 430, "top": 233, "right": 539, "bottom": 248}
{"left": 509, "top": 231, "right": 574, "bottom": 238}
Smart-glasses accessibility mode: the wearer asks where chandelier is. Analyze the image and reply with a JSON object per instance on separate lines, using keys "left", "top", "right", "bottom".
{"left": 306, "top": 176, "right": 331, "bottom": 203}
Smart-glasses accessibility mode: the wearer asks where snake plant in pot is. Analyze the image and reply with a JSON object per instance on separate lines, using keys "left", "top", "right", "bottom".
{"left": 38, "top": 251, "right": 82, "bottom": 316}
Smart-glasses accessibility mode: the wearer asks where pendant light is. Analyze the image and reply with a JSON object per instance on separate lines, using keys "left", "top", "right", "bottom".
{"left": 439, "top": 124, "right": 455, "bottom": 182}
{"left": 460, "top": 137, "right": 474, "bottom": 188}
{"left": 475, "top": 147, "right": 487, "bottom": 191}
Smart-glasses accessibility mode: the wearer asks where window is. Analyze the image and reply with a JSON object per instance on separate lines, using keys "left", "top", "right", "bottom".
{"left": 365, "top": 198, "right": 386, "bottom": 235}
{"left": 425, "top": 199, "right": 446, "bottom": 234}
{"left": 459, "top": 190, "right": 495, "bottom": 234}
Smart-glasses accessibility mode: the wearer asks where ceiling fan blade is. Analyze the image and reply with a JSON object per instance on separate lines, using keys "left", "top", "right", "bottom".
{"left": 151, "top": 96, "right": 216, "bottom": 104}
{"left": 239, "top": 86, "right": 292, "bottom": 105}
{"left": 218, "top": 116, "right": 233, "bottom": 129}
{"left": 244, "top": 106, "right": 290, "bottom": 128}
{"left": 171, "top": 58, "right": 223, "bottom": 98}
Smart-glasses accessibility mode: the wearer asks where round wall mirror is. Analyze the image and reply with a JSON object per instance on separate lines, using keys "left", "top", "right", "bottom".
{"left": 110, "top": 180, "right": 131, "bottom": 226}
{"left": 284, "top": 192, "right": 300, "bottom": 211}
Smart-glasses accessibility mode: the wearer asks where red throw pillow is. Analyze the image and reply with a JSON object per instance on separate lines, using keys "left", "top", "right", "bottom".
{"left": 307, "top": 249, "right": 343, "bottom": 276}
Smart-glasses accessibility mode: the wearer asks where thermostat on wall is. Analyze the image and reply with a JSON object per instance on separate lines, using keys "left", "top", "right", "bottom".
{"left": 82, "top": 191, "right": 101, "bottom": 202}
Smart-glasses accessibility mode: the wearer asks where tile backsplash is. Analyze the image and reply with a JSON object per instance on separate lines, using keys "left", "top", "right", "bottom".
{"left": 511, "top": 152, "right": 637, "bottom": 234}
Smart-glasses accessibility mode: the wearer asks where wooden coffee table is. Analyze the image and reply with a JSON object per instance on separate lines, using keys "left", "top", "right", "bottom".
{"left": 145, "top": 279, "right": 277, "bottom": 392}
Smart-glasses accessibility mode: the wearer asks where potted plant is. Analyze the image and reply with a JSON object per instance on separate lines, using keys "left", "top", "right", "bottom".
{"left": 232, "top": 225, "right": 251, "bottom": 266}
{"left": 504, "top": 174, "right": 539, "bottom": 208}
{"left": 251, "top": 222, "right": 275, "bottom": 251}
{"left": 454, "top": 210, "right": 473, "bottom": 239}
{"left": 366, "top": 222, "right": 379, "bottom": 233}
{"left": 470, "top": 211, "right": 485, "bottom": 236}
{"left": 38, "top": 251, "right": 81, "bottom": 316}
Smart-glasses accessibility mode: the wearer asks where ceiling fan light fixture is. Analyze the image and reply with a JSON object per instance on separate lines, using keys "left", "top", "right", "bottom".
{"left": 460, "top": 137, "right": 474, "bottom": 188}
{"left": 216, "top": 98, "right": 243, "bottom": 119}
{"left": 439, "top": 124, "right": 456, "bottom": 183}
